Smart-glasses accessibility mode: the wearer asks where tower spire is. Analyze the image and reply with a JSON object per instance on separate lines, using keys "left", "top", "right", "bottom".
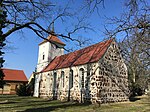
{"left": 51, "top": 14, "right": 55, "bottom": 34}
{"left": 51, "top": 21, "right": 54, "bottom": 34}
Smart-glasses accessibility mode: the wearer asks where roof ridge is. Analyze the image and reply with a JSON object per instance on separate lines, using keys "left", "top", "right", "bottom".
{"left": 39, "top": 35, "right": 65, "bottom": 45}
{"left": 75, "top": 39, "right": 110, "bottom": 51}
{"left": 56, "top": 38, "right": 113, "bottom": 57}
{"left": 88, "top": 41, "right": 106, "bottom": 63}
{"left": 1, "top": 68, "right": 23, "bottom": 71}
{"left": 90, "top": 39, "right": 112, "bottom": 62}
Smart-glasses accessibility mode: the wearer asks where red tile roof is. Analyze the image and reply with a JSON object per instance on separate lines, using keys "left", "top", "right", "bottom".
{"left": 1, "top": 68, "right": 28, "bottom": 82}
{"left": 42, "top": 39, "right": 113, "bottom": 72}
{"left": 39, "top": 35, "right": 65, "bottom": 45}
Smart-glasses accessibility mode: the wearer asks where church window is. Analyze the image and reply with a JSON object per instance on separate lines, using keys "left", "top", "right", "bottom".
{"left": 43, "top": 54, "right": 45, "bottom": 60}
{"left": 53, "top": 72, "right": 57, "bottom": 90}
{"left": 69, "top": 69, "right": 73, "bottom": 89}
{"left": 61, "top": 71, "right": 65, "bottom": 88}
{"left": 79, "top": 68, "right": 84, "bottom": 88}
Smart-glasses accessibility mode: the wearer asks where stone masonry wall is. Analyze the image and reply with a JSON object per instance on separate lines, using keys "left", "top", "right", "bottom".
{"left": 90, "top": 41, "right": 129, "bottom": 103}
{"left": 38, "top": 65, "right": 93, "bottom": 102}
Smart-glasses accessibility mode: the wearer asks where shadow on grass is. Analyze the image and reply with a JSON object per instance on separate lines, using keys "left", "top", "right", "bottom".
{"left": 21, "top": 101, "right": 90, "bottom": 112}
{"left": 129, "top": 97, "right": 141, "bottom": 102}
{"left": 0, "top": 95, "right": 32, "bottom": 101}
{"left": 0, "top": 101, "right": 17, "bottom": 104}
{"left": 0, "top": 100, "right": 61, "bottom": 110}
{"left": 0, "top": 95, "right": 18, "bottom": 98}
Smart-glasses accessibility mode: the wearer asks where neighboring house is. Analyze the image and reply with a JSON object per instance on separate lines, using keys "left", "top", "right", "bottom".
{"left": 34, "top": 35, "right": 129, "bottom": 104}
{"left": 0, "top": 68, "right": 28, "bottom": 94}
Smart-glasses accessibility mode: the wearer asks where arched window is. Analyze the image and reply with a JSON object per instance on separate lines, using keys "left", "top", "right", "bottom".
{"left": 79, "top": 68, "right": 84, "bottom": 88}
{"left": 61, "top": 71, "right": 65, "bottom": 88}
{"left": 69, "top": 69, "right": 73, "bottom": 89}
{"left": 53, "top": 72, "right": 57, "bottom": 90}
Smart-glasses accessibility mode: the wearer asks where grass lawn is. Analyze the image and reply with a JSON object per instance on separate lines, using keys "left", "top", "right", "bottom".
{"left": 0, "top": 94, "right": 150, "bottom": 112}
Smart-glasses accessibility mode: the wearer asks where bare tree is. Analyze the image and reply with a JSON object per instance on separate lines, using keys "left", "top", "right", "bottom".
{"left": 1, "top": 1, "right": 92, "bottom": 42}
{"left": 0, "top": 0, "right": 96, "bottom": 88}
{"left": 103, "top": 0, "right": 150, "bottom": 96}
{"left": 119, "top": 32, "right": 149, "bottom": 96}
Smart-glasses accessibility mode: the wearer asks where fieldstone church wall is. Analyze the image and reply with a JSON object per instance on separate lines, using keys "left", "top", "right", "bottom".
{"left": 90, "top": 41, "right": 129, "bottom": 103}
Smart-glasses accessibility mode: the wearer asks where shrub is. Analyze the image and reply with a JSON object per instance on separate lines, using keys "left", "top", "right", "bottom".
{"left": 130, "top": 83, "right": 144, "bottom": 97}
{"left": 16, "top": 85, "right": 28, "bottom": 96}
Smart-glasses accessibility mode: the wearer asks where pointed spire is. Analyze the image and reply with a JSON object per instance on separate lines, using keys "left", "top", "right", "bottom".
{"left": 47, "top": 21, "right": 55, "bottom": 34}
{"left": 51, "top": 21, "right": 55, "bottom": 34}
{"left": 51, "top": 14, "right": 55, "bottom": 34}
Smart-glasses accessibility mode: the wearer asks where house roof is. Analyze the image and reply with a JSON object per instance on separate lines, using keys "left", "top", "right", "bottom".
{"left": 42, "top": 39, "right": 113, "bottom": 72}
{"left": 39, "top": 35, "right": 65, "bottom": 46}
{"left": 1, "top": 68, "right": 28, "bottom": 82}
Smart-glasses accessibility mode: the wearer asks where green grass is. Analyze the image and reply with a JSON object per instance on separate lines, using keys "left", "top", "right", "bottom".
{"left": 0, "top": 94, "right": 150, "bottom": 112}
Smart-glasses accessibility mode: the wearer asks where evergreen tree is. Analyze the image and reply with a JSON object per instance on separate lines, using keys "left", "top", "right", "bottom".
{"left": 0, "top": 4, "right": 7, "bottom": 89}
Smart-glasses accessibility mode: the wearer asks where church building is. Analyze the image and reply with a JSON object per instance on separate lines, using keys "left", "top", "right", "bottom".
{"left": 33, "top": 35, "right": 129, "bottom": 104}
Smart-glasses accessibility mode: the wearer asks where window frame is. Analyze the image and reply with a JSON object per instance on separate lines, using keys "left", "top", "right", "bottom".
{"left": 69, "top": 69, "right": 73, "bottom": 89}
{"left": 61, "top": 71, "right": 65, "bottom": 88}
{"left": 79, "top": 68, "right": 84, "bottom": 89}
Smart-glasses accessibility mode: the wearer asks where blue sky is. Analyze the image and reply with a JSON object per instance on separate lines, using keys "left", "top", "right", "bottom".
{"left": 3, "top": 0, "right": 125, "bottom": 78}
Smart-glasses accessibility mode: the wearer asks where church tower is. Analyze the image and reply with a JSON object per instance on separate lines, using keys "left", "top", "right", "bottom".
{"left": 36, "top": 35, "right": 65, "bottom": 72}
